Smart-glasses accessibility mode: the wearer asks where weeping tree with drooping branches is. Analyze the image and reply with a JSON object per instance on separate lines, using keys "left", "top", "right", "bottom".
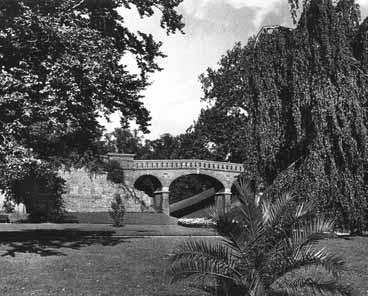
{"left": 199, "top": 0, "right": 368, "bottom": 233}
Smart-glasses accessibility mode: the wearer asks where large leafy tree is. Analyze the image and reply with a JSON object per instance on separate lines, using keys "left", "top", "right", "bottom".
{"left": 169, "top": 179, "right": 349, "bottom": 296}
{"left": 198, "top": 0, "right": 368, "bottom": 232}
{"left": 103, "top": 128, "right": 146, "bottom": 155}
{"left": 0, "top": 0, "right": 184, "bottom": 165}
{"left": 0, "top": 0, "right": 184, "bottom": 213}
{"left": 185, "top": 92, "right": 251, "bottom": 163}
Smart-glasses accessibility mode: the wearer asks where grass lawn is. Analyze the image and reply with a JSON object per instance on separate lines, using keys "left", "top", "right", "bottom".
{"left": 0, "top": 226, "right": 366, "bottom": 295}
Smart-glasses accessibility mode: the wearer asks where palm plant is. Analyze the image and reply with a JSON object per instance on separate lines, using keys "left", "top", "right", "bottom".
{"left": 168, "top": 178, "right": 350, "bottom": 296}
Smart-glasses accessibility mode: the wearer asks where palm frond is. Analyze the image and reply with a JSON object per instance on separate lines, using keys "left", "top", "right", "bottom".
{"left": 168, "top": 239, "right": 242, "bottom": 284}
{"left": 262, "top": 193, "right": 294, "bottom": 227}
{"left": 277, "top": 277, "right": 352, "bottom": 296}
{"left": 169, "top": 239, "right": 236, "bottom": 265}
{"left": 294, "top": 200, "right": 315, "bottom": 219}
{"left": 219, "top": 179, "right": 265, "bottom": 250}
{"left": 290, "top": 217, "right": 335, "bottom": 251}
{"left": 234, "top": 177, "right": 255, "bottom": 207}
{"left": 291, "top": 245, "right": 345, "bottom": 277}
{"left": 169, "top": 258, "right": 239, "bottom": 285}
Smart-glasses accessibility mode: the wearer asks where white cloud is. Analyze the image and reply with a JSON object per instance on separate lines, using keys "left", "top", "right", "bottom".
{"left": 181, "top": 0, "right": 283, "bottom": 27}
{"left": 226, "top": 0, "right": 283, "bottom": 27}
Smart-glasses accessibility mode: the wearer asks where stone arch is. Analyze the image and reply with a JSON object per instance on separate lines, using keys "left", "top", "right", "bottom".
{"left": 168, "top": 173, "right": 226, "bottom": 217}
{"left": 168, "top": 173, "right": 225, "bottom": 201}
{"left": 133, "top": 174, "right": 165, "bottom": 213}
{"left": 133, "top": 174, "right": 163, "bottom": 197}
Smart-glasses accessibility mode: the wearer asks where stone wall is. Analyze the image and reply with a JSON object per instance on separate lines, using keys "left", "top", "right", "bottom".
{"left": 59, "top": 168, "right": 155, "bottom": 213}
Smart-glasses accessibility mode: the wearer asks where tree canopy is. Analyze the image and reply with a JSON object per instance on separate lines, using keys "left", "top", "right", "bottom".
{"left": 0, "top": 0, "right": 184, "bottom": 212}
{"left": 0, "top": 0, "right": 184, "bottom": 165}
{"left": 198, "top": 0, "right": 368, "bottom": 231}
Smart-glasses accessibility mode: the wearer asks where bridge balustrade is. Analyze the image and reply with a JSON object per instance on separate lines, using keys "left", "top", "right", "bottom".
{"left": 130, "top": 159, "right": 244, "bottom": 172}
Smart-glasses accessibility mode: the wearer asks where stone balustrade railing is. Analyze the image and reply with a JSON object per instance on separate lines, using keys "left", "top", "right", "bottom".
{"left": 130, "top": 159, "right": 244, "bottom": 173}
{"left": 105, "top": 153, "right": 244, "bottom": 173}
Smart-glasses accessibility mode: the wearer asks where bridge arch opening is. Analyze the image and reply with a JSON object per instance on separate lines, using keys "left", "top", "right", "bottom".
{"left": 169, "top": 174, "right": 224, "bottom": 218}
{"left": 134, "top": 175, "right": 162, "bottom": 198}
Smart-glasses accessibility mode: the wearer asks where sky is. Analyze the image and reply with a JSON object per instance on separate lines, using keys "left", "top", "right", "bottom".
{"left": 102, "top": 0, "right": 368, "bottom": 139}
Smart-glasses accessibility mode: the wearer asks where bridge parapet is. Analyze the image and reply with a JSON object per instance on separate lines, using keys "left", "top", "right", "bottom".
{"left": 106, "top": 153, "right": 244, "bottom": 173}
{"left": 132, "top": 159, "right": 244, "bottom": 173}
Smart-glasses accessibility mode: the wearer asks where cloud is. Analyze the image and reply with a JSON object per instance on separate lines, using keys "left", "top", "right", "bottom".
{"left": 357, "top": 0, "right": 368, "bottom": 18}
{"left": 182, "top": 0, "right": 283, "bottom": 27}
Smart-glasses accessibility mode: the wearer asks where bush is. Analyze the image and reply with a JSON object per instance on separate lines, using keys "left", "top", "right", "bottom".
{"left": 3, "top": 196, "right": 14, "bottom": 213}
{"left": 1, "top": 158, "right": 65, "bottom": 222}
{"left": 109, "top": 193, "right": 126, "bottom": 227}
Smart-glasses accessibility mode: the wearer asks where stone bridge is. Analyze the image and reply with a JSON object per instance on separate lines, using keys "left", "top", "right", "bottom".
{"left": 106, "top": 153, "right": 244, "bottom": 215}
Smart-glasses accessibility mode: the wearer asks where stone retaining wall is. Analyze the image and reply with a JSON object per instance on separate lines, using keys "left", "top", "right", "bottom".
{"left": 59, "top": 168, "right": 155, "bottom": 213}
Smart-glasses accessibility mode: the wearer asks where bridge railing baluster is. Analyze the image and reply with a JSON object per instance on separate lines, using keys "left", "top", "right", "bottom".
{"left": 130, "top": 158, "right": 243, "bottom": 172}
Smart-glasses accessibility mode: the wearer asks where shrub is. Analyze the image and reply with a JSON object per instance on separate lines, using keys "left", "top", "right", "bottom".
{"left": 3, "top": 196, "right": 14, "bottom": 213}
{"left": 109, "top": 193, "right": 126, "bottom": 227}
{"left": 1, "top": 158, "right": 65, "bottom": 222}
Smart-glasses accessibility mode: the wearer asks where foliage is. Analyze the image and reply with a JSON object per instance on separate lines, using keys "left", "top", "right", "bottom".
{"left": 2, "top": 196, "right": 14, "bottom": 213}
{"left": 109, "top": 193, "right": 126, "bottom": 227}
{"left": 0, "top": 0, "right": 184, "bottom": 166}
{"left": 0, "top": 156, "right": 65, "bottom": 222}
{"left": 103, "top": 128, "right": 145, "bottom": 155}
{"left": 0, "top": 0, "right": 184, "bottom": 214}
{"left": 179, "top": 104, "right": 251, "bottom": 163}
{"left": 105, "top": 160, "right": 125, "bottom": 184}
{"left": 198, "top": 0, "right": 368, "bottom": 232}
{"left": 169, "top": 178, "right": 349, "bottom": 296}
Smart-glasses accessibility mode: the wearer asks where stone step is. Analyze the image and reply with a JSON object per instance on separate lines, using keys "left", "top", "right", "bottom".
{"left": 64, "top": 212, "right": 178, "bottom": 225}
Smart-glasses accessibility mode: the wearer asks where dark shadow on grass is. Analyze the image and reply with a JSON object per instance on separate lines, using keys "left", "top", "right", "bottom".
{"left": 0, "top": 230, "right": 142, "bottom": 257}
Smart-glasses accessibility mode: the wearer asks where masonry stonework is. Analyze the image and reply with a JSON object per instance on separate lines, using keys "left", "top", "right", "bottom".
{"left": 59, "top": 168, "right": 155, "bottom": 213}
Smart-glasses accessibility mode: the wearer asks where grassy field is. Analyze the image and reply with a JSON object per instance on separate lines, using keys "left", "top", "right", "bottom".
{"left": 0, "top": 227, "right": 366, "bottom": 295}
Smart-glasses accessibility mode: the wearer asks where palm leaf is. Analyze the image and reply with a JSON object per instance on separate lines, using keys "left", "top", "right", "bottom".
{"left": 294, "top": 200, "right": 315, "bottom": 219}
{"left": 290, "top": 245, "right": 345, "bottom": 277}
{"left": 169, "top": 258, "right": 239, "bottom": 285}
{"left": 262, "top": 193, "right": 294, "bottom": 228}
{"left": 168, "top": 239, "right": 242, "bottom": 284}
{"left": 290, "top": 217, "right": 335, "bottom": 251}
{"left": 277, "top": 277, "right": 352, "bottom": 296}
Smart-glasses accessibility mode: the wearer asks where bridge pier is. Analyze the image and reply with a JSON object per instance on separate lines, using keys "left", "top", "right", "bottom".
{"left": 154, "top": 187, "right": 170, "bottom": 215}
{"left": 216, "top": 188, "right": 232, "bottom": 215}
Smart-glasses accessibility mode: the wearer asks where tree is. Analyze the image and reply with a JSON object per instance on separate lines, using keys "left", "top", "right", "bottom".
{"left": 0, "top": 0, "right": 184, "bottom": 216}
{"left": 169, "top": 178, "right": 349, "bottom": 296}
{"left": 198, "top": 0, "right": 368, "bottom": 232}
{"left": 103, "top": 128, "right": 145, "bottom": 155}
{"left": 0, "top": 0, "right": 184, "bottom": 165}
{"left": 142, "top": 133, "right": 181, "bottom": 159}
{"left": 182, "top": 100, "right": 251, "bottom": 163}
